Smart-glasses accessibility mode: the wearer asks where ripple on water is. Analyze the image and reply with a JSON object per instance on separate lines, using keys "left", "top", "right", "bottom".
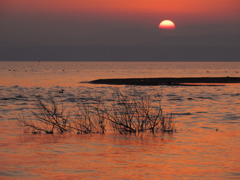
{"left": 196, "top": 111, "right": 207, "bottom": 113}
{"left": 197, "top": 96, "right": 213, "bottom": 100}
{"left": 172, "top": 112, "right": 192, "bottom": 116}
{"left": 231, "top": 93, "right": 240, "bottom": 96}
{"left": 168, "top": 98, "right": 183, "bottom": 101}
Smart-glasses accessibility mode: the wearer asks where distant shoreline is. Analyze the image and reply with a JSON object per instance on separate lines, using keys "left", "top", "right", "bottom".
{"left": 89, "top": 77, "right": 240, "bottom": 86}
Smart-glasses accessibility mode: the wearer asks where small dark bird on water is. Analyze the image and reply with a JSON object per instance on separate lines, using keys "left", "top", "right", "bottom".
{"left": 59, "top": 89, "right": 64, "bottom": 93}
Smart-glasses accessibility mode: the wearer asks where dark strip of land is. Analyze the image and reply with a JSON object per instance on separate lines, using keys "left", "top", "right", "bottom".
{"left": 89, "top": 77, "right": 240, "bottom": 86}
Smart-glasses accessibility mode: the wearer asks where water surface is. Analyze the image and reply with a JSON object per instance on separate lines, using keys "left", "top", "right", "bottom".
{"left": 0, "top": 61, "right": 240, "bottom": 179}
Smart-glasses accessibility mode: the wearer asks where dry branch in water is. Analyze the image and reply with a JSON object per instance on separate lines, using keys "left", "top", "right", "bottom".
{"left": 18, "top": 88, "right": 175, "bottom": 135}
{"left": 72, "top": 93, "right": 106, "bottom": 134}
{"left": 98, "top": 88, "right": 175, "bottom": 134}
{"left": 18, "top": 93, "right": 71, "bottom": 134}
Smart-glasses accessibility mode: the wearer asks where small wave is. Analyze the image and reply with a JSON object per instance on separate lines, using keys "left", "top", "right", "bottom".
{"left": 0, "top": 98, "right": 11, "bottom": 101}
{"left": 16, "top": 102, "right": 28, "bottom": 106}
{"left": 15, "top": 95, "right": 29, "bottom": 101}
{"left": 197, "top": 96, "right": 213, "bottom": 100}
{"left": 15, "top": 95, "right": 27, "bottom": 99}
{"left": 172, "top": 112, "right": 192, "bottom": 115}
{"left": 14, "top": 107, "right": 30, "bottom": 111}
{"left": 225, "top": 116, "right": 240, "bottom": 121}
{"left": 0, "top": 97, "right": 29, "bottom": 101}
{"left": 166, "top": 94, "right": 177, "bottom": 97}
{"left": 231, "top": 93, "right": 240, "bottom": 96}
{"left": 168, "top": 98, "right": 182, "bottom": 101}
{"left": 64, "top": 98, "right": 78, "bottom": 102}
{"left": 200, "top": 126, "right": 212, "bottom": 129}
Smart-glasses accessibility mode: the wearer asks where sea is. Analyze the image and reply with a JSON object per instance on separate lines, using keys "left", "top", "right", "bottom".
{"left": 0, "top": 61, "right": 240, "bottom": 179}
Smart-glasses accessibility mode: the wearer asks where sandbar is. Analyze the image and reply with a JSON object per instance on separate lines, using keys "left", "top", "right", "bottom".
{"left": 89, "top": 77, "right": 240, "bottom": 86}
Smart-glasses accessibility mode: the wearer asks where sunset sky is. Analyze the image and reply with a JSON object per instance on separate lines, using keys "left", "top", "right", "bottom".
{"left": 0, "top": 0, "right": 240, "bottom": 60}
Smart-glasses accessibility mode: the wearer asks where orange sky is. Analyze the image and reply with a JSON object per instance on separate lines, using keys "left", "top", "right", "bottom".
{"left": 2, "top": 0, "right": 240, "bottom": 23}
{"left": 3, "top": 0, "right": 239, "bottom": 12}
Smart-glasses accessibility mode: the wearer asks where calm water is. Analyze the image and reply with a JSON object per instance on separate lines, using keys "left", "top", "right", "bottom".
{"left": 0, "top": 61, "right": 240, "bottom": 179}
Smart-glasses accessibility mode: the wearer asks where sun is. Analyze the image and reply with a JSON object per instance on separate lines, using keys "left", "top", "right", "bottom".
{"left": 159, "top": 20, "right": 175, "bottom": 29}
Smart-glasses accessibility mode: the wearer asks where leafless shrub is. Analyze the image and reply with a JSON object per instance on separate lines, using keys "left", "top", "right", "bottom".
{"left": 18, "top": 88, "right": 175, "bottom": 135}
{"left": 72, "top": 93, "right": 106, "bottom": 134}
{"left": 93, "top": 88, "right": 175, "bottom": 134}
{"left": 18, "top": 92, "right": 71, "bottom": 134}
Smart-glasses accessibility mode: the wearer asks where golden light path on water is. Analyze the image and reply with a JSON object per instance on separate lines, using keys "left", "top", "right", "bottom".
{"left": 0, "top": 61, "right": 240, "bottom": 179}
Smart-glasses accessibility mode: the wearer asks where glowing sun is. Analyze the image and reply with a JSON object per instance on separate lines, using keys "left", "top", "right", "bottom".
{"left": 159, "top": 20, "right": 175, "bottom": 29}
